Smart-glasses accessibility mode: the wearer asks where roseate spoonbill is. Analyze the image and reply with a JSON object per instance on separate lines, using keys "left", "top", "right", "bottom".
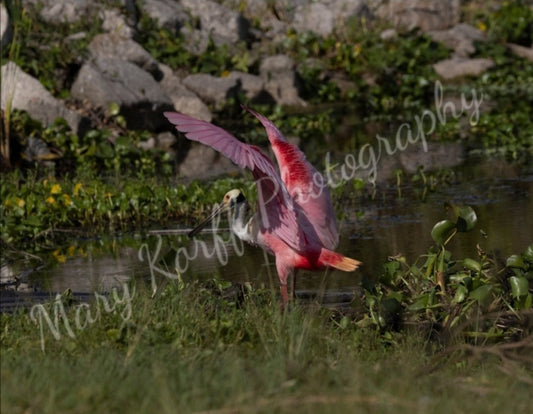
{"left": 164, "top": 106, "right": 361, "bottom": 303}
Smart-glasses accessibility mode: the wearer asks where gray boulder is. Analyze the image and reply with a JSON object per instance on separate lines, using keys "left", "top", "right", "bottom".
{"left": 182, "top": 73, "right": 239, "bottom": 109}
{"left": 399, "top": 142, "right": 465, "bottom": 174}
{"left": 1, "top": 3, "right": 12, "bottom": 49}
{"left": 377, "top": 0, "right": 460, "bottom": 32}
{"left": 291, "top": 0, "right": 370, "bottom": 37}
{"left": 227, "top": 71, "right": 269, "bottom": 103}
{"left": 260, "top": 55, "right": 305, "bottom": 106}
{"left": 1, "top": 62, "right": 88, "bottom": 136}
{"left": 428, "top": 23, "right": 486, "bottom": 58}
{"left": 181, "top": 0, "right": 250, "bottom": 46}
{"left": 507, "top": 43, "right": 533, "bottom": 63}
{"left": 433, "top": 57, "right": 495, "bottom": 80}
{"left": 88, "top": 34, "right": 161, "bottom": 79}
{"left": 30, "top": 0, "right": 91, "bottom": 24}
{"left": 136, "top": 0, "right": 188, "bottom": 34}
{"left": 71, "top": 57, "right": 173, "bottom": 130}
{"left": 159, "top": 64, "right": 213, "bottom": 122}
{"left": 100, "top": 8, "right": 137, "bottom": 39}
{"left": 178, "top": 143, "right": 240, "bottom": 180}
{"left": 180, "top": 26, "right": 210, "bottom": 56}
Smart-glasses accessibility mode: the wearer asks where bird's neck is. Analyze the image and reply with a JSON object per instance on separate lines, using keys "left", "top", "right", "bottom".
{"left": 230, "top": 200, "right": 252, "bottom": 242}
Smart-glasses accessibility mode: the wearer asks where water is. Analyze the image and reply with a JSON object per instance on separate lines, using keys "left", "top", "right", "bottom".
{"left": 1, "top": 158, "right": 532, "bottom": 311}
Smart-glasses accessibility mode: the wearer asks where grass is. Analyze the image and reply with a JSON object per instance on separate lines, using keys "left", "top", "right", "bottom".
{"left": 2, "top": 282, "right": 532, "bottom": 414}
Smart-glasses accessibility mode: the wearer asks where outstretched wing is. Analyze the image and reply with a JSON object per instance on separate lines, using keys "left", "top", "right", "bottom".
{"left": 243, "top": 106, "right": 339, "bottom": 250}
{"left": 164, "top": 112, "right": 306, "bottom": 251}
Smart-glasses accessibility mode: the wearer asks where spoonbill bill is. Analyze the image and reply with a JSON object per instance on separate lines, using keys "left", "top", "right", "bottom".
{"left": 164, "top": 106, "right": 361, "bottom": 303}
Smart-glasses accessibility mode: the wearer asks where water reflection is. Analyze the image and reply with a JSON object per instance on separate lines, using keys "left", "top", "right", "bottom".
{"left": 2, "top": 158, "right": 531, "bottom": 309}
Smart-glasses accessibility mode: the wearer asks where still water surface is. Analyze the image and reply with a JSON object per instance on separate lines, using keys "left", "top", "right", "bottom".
{"left": 2, "top": 158, "right": 532, "bottom": 308}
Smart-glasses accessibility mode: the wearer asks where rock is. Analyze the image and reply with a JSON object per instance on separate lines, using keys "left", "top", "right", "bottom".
{"left": 260, "top": 55, "right": 305, "bottom": 106}
{"left": 24, "top": 136, "right": 62, "bottom": 165}
{"left": 399, "top": 142, "right": 465, "bottom": 174}
{"left": 138, "top": 137, "right": 156, "bottom": 151}
{"left": 1, "top": 3, "right": 13, "bottom": 49}
{"left": 227, "top": 71, "right": 269, "bottom": 103}
{"left": 66, "top": 32, "right": 87, "bottom": 42}
{"left": 292, "top": 3, "right": 335, "bottom": 37}
{"left": 377, "top": 0, "right": 460, "bottom": 32}
{"left": 181, "top": 0, "right": 250, "bottom": 45}
{"left": 88, "top": 34, "right": 161, "bottom": 79}
{"left": 433, "top": 57, "right": 495, "bottom": 80}
{"left": 100, "top": 8, "right": 136, "bottom": 39}
{"left": 178, "top": 143, "right": 240, "bottom": 180}
{"left": 35, "top": 0, "right": 90, "bottom": 24}
{"left": 428, "top": 23, "right": 486, "bottom": 58}
{"left": 159, "top": 64, "right": 213, "bottom": 122}
{"left": 1, "top": 61, "right": 89, "bottom": 136}
{"left": 155, "top": 131, "right": 177, "bottom": 151}
{"left": 507, "top": 43, "right": 533, "bottom": 63}
{"left": 182, "top": 73, "right": 239, "bottom": 109}
{"left": 180, "top": 26, "right": 210, "bottom": 56}
{"left": 136, "top": 0, "right": 188, "bottom": 34}
{"left": 71, "top": 57, "right": 173, "bottom": 130}
{"left": 292, "top": 0, "right": 370, "bottom": 37}
{"left": 380, "top": 28, "right": 398, "bottom": 41}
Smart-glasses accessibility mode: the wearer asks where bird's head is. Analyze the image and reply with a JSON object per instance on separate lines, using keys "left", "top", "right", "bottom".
{"left": 188, "top": 189, "right": 247, "bottom": 238}
{"left": 222, "top": 189, "right": 246, "bottom": 208}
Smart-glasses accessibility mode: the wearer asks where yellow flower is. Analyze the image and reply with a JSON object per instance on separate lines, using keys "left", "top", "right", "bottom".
{"left": 73, "top": 182, "right": 83, "bottom": 196}
{"left": 476, "top": 21, "right": 487, "bottom": 32}
{"left": 45, "top": 196, "right": 55, "bottom": 205}
{"left": 16, "top": 198, "right": 25, "bottom": 208}
{"left": 50, "top": 184, "right": 62, "bottom": 194}
{"left": 353, "top": 44, "right": 362, "bottom": 57}
{"left": 220, "top": 70, "right": 230, "bottom": 77}
{"left": 4, "top": 199, "right": 11, "bottom": 207}
{"left": 53, "top": 249, "right": 67, "bottom": 263}
{"left": 67, "top": 245, "right": 77, "bottom": 257}
{"left": 63, "top": 194, "right": 72, "bottom": 206}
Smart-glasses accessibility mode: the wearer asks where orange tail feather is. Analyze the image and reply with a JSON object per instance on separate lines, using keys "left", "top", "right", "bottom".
{"left": 318, "top": 248, "right": 362, "bottom": 272}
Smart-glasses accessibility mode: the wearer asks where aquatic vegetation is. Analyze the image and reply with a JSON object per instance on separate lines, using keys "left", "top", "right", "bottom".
{"left": 361, "top": 204, "right": 533, "bottom": 342}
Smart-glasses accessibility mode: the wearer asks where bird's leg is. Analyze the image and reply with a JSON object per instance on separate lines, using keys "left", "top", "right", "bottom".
{"left": 276, "top": 260, "right": 292, "bottom": 309}
{"left": 280, "top": 283, "right": 289, "bottom": 308}
{"left": 290, "top": 269, "right": 298, "bottom": 301}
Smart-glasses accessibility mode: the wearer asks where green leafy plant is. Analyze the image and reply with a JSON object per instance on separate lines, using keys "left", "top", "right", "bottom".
{"left": 361, "top": 204, "right": 532, "bottom": 342}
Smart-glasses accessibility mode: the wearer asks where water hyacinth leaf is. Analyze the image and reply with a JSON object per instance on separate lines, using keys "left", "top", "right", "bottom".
{"left": 431, "top": 219, "right": 456, "bottom": 245}
{"left": 408, "top": 294, "right": 430, "bottom": 311}
{"left": 454, "top": 284, "right": 468, "bottom": 303}
{"left": 509, "top": 276, "right": 529, "bottom": 298}
{"left": 449, "top": 272, "right": 472, "bottom": 286}
{"left": 408, "top": 292, "right": 441, "bottom": 311}
{"left": 463, "top": 258, "right": 482, "bottom": 273}
{"left": 506, "top": 254, "right": 526, "bottom": 270}
{"left": 523, "top": 245, "right": 533, "bottom": 262}
{"left": 452, "top": 205, "right": 477, "bottom": 232}
{"left": 115, "top": 135, "right": 131, "bottom": 147}
{"left": 109, "top": 102, "right": 120, "bottom": 116}
{"left": 469, "top": 284, "right": 493, "bottom": 304}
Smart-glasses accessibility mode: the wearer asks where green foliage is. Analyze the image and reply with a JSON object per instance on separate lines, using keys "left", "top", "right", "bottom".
{"left": 362, "top": 204, "right": 532, "bottom": 342}
{"left": 5, "top": 109, "right": 175, "bottom": 178}
{"left": 136, "top": 14, "right": 253, "bottom": 76}
{"left": 2, "top": 279, "right": 532, "bottom": 413}
{"left": 1, "top": 1, "right": 102, "bottom": 97}
{"left": 487, "top": 0, "right": 533, "bottom": 46}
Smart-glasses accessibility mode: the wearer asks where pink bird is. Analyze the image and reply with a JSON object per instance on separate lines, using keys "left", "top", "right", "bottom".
{"left": 164, "top": 106, "right": 361, "bottom": 303}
